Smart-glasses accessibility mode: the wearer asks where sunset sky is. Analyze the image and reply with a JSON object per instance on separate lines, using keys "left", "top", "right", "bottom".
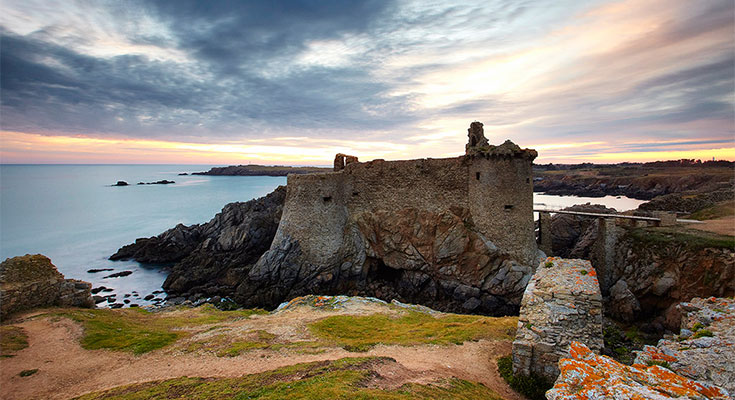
{"left": 1, "top": 0, "right": 733, "bottom": 165}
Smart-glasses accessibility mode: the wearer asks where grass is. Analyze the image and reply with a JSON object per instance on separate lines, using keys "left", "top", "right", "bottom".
{"left": 693, "top": 329, "right": 713, "bottom": 339}
{"left": 497, "top": 355, "right": 552, "bottom": 400}
{"left": 0, "top": 325, "right": 29, "bottom": 357}
{"left": 646, "top": 360, "right": 671, "bottom": 370}
{"left": 73, "top": 357, "right": 504, "bottom": 400}
{"left": 51, "top": 304, "right": 266, "bottom": 354}
{"left": 689, "top": 200, "right": 735, "bottom": 221}
{"left": 628, "top": 227, "right": 735, "bottom": 250}
{"left": 308, "top": 311, "right": 517, "bottom": 352}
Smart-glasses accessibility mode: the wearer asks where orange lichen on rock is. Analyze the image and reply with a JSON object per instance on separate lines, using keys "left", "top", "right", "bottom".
{"left": 547, "top": 341, "right": 730, "bottom": 400}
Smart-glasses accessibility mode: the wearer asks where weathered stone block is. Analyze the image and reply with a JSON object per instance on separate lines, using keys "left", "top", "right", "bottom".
{"left": 511, "top": 257, "right": 603, "bottom": 382}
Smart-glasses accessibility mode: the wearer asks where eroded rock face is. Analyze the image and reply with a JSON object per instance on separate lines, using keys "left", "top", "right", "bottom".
{"left": 0, "top": 254, "right": 94, "bottom": 319}
{"left": 235, "top": 207, "right": 534, "bottom": 315}
{"left": 111, "top": 186, "right": 287, "bottom": 297}
{"left": 606, "top": 235, "right": 734, "bottom": 328}
{"left": 548, "top": 204, "right": 616, "bottom": 258}
{"left": 547, "top": 341, "right": 729, "bottom": 399}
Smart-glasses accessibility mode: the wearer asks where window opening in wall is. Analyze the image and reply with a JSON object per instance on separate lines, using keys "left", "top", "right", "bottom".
{"left": 323, "top": 196, "right": 332, "bottom": 202}
{"left": 526, "top": 178, "right": 530, "bottom": 183}
{"left": 476, "top": 172, "right": 481, "bottom": 180}
{"left": 504, "top": 204, "right": 514, "bottom": 210}
{"left": 352, "top": 192, "right": 359, "bottom": 196}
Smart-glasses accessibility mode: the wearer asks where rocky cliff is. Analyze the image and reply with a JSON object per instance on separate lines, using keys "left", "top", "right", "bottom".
{"left": 0, "top": 254, "right": 94, "bottom": 319}
{"left": 111, "top": 186, "right": 287, "bottom": 297}
{"left": 546, "top": 209, "right": 734, "bottom": 329}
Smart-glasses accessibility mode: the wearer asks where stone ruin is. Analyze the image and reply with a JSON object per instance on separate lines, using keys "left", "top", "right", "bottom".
{"left": 333, "top": 153, "right": 359, "bottom": 171}
{"left": 0, "top": 254, "right": 94, "bottom": 319}
{"left": 512, "top": 257, "right": 603, "bottom": 382}
{"left": 466, "top": 121, "right": 489, "bottom": 152}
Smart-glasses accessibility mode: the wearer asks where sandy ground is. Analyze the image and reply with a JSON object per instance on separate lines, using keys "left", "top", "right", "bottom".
{"left": 689, "top": 216, "right": 735, "bottom": 236}
{"left": 1, "top": 309, "right": 524, "bottom": 400}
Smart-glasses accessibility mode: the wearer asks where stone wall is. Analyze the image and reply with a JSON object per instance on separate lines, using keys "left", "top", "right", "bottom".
{"left": 0, "top": 254, "right": 94, "bottom": 319}
{"left": 512, "top": 257, "right": 603, "bottom": 381}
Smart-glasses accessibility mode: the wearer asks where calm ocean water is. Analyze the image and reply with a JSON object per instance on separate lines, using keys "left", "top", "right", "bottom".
{"left": 0, "top": 164, "right": 645, "bottom": 305}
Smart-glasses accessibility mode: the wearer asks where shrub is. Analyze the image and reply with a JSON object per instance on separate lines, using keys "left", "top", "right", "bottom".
{"left": 497, "top": 355, "right": 553, "bottom": 400}
{"left": 544, "top": 261, "right": 554, "bottom": 268}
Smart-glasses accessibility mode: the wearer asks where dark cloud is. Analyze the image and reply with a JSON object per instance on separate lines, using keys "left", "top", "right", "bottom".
{"left": 1, "top": 0, "right": 417, "bottom": 140}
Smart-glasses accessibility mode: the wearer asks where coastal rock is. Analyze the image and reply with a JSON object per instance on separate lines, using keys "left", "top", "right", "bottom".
{"left": 0, "top": 254, "right": 94, "bottom": 319}
{"left": 632, "top": 297, "right": 735, "bottom": 395}
{"left": 103, "top": 270, "right": 132, "bottom": 278}
{"left": 112, "top": 186, "right": 287, "bottom": 296}
{"left": 112, "top": 181, "right": 128, "bottom": 186}
{"left": 548, "top": 204, "right": 616, "bottom": 258}
{"left": 236, "top": 207, "right": 533, "bottom": 314}
{"left": 608, "top": 279, "right": 641, "bottom": 322}
{"left": 547, "top": 341, "right": 729, "bottom": 399}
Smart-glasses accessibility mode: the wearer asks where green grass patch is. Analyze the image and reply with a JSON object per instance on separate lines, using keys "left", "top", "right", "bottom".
{"left": 0, "top": 325, "right": 29, "bottom": 357}
{"left": 544, "top": 261, "right": 554, "bottom": 268}
{"left": 689, "top": 200, "right": 735, "bottom": 221}
{"left": 692, "top": 322, "right": 705, "bottom": 331}
{"left": 73, "top": 357, "right": 503, "bottom": 400}
{"left": 693, "top": 329, "right": 713, "bottom": 339}
{"left": 51, "top": 304, "right": 266, "bottom": 354}
{"left": 309, "top": 311, "right": 517, "bottom": 352}
{"left": 628, "top": 227, "right": 735, "bottom": 250}
{"left": 646, "top": 360, "right": 671, "bottom": 370}
{"left": 497, "top": 355, "right": 552, "bottom": 400}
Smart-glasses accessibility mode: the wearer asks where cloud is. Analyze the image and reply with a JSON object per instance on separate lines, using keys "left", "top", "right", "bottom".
{"left": 0, "top": 0, "right": 733, "bottom": 163}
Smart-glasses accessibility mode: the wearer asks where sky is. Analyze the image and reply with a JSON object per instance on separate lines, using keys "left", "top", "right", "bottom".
{"left": 1, "top": 0, "right": 733, "bottom": 165}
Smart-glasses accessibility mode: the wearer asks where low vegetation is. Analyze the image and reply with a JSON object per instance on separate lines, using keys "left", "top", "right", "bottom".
{"left": 496, "top": 355, "right": 552, "bottom": 400}
{"left": 182, "top": 329, "right": 325, "bottom": 357}
{"left": 74, "top": 357, "right": 504, "bottom": 400}
{"left": 19, "top": 368, "right": 38, "bottom": 377}
{"left": 688, "top": 200, "right": 735, "bottom": 221}
{"left": 629, "top": 227, "right": 735, "bottom": 250}
{"left": 50, "top": 304, "right": 266, "bottom": 354}
{"left": 603, "top": 323, "right": 659, "bottom": 365}
{"left": 309, "top": 311, "right": 517, "bottom": 352}
{"left": 0, "top": 325, "right": 29, "bottom": 357}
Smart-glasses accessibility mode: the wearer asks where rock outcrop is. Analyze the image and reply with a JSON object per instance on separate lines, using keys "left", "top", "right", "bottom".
{"left": 634, "top": 297, "right": 735, "bottom": 395}
{"left": 546, "top": 204, "right": 616, "bottom": 258}
{"left": 604, "top": 230, "right": 734, "bottom": 329}
{"left": 512, "top": 258, "right": 603, "bottom": 382}
{"left": 547, "top": 341, "right": 729, "bottom": 399}
{"left": 0, "top": 254, "right": 94, "bottom": 319}
{"left": 546, "top": 209, "right": 734, "bottom": 327}
{"left": 111, "top": 186, "right": 287, "bottom": 297}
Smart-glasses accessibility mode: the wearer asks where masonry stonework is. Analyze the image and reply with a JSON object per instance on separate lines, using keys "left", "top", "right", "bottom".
{"left": 512, "top": 257, "right": 604, "bottom": 381}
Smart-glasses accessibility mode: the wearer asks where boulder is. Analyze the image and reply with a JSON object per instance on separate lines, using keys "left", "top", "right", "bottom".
{"left": 607, "top": 279, "right": 640, "bottom": 322}
{"left": 0, "top": 254, "right": 94, "bottom": 319}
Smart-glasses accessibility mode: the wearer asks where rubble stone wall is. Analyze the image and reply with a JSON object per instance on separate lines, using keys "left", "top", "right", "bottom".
{"left": 1, "top": 254, "right": 94, "bottom": 319}
{"left": 512, "top": 257, "right": 603, "bottom": 381}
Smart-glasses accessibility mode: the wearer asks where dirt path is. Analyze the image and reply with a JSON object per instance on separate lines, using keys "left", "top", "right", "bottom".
{"left": 1, "top": 315, "right": 524, "bottom": 400}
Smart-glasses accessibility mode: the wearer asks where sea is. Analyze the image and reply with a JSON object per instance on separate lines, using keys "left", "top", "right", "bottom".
{"left": 0, "top": 164, "right": 645, "bottom": 306}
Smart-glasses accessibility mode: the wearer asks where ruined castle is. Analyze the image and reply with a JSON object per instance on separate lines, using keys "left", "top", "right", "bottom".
{"left": 236, "top": 122, "right": 543, "bottom": 315}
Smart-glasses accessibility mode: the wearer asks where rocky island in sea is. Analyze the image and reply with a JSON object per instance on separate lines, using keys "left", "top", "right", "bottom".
{"left": 2, "top": 122, "right": 732, "bottom": 399}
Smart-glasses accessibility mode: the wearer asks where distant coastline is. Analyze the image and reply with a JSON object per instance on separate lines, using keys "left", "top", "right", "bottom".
{"left": 190, "top": 164, "right": 330, "bottom": 176}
